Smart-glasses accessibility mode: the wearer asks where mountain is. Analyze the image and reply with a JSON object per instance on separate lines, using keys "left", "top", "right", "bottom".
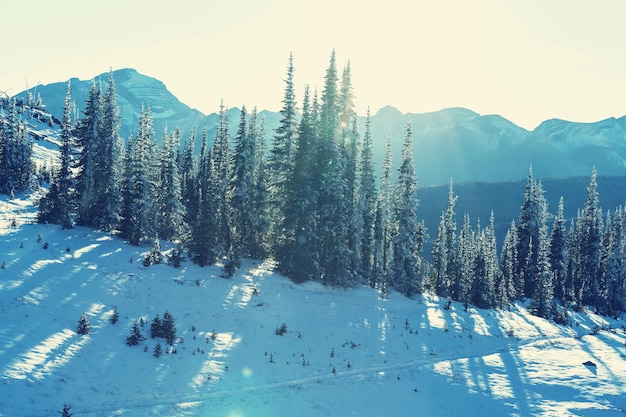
{"left": 15, "top": 68, "right": 206, "bottom": 139}
{"left": 14, "top": 69, "right": 626, "bottom": 186}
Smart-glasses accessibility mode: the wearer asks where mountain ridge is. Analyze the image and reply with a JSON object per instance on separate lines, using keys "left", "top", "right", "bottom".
{"left": 13, "top": 68, "right": 626, "bottom": 186}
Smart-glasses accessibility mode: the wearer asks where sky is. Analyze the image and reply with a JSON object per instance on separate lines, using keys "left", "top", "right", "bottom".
{"left": 2, "top": 0, "right": 626, "bottom": 130}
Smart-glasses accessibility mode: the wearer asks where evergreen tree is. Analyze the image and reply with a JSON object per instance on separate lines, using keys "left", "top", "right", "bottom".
{"left": 249, "top": 110, "right": 270, "bottom": 258}
{"left": 126, "top": 320, "right": 145, "bottom": 346}
{"left": 38, "top": 81, "right": 75, "bottom": 228}
{"left": 549, "top": 197, "right": 567, "bottom": 301}
{"left": 59, "top": 402, "right": 72, "bottom": 417}
{"left": 471, "top": 213, "right": 497, "bottom": 309}
{"left": 93, "top": 70, "right": 122, "bottom": 231}
{"left": 374, "top": 133, "right": 394, "bottom": 287}
{"left": 458, "top": 213, "right": 475, "bottom": 309}
{"left": 75, "top": 79, "right": 103, "bottom": 226}
{"left": 228, "top": 106, "right": 256, "bottom": 262}
{"left": 150, "top": 315, "right": 164, "bottom": 338}
{"left": 497, "top": 221, "right": 518, "bottom": 309}
{"left": 0, "top": 98, "right": 32, "bottom": 195}
{"left": 268, "top": 54, "right": 298, "bottom": 255}
{"left": 516, "top": 167, "right": 548, "bottom": 298}
{"left": 390, "top": 122, "right": 424, "bottom": 296}
{"left": 120, "top": 105, "right": 157, "bottom": 245}
{"left": 531, "top": 220, "right": 554, "bottom": 318}
{"left": 77, "top": 313, "right": 90, "bottom": 335}
{"left": 162, "top": 311, "right": 176, "bottom": 345}
{"left": 208, "top": 102, "right": 232, "bottom": 261}
{"left": 432, "top": 180, "right": 458, "bottom": 299}
{"left": 571, "top": 168, "right": 603, "bottom": 309}
{"left": 190, "top": 126, "right": 216, "bottom": 266}
{"left": 153, "top": 342, "right": 162, "bottom": 358}
{"left": 179, "top": 127, "right": 198, "bottom": 226}
{"left": 605, "top": 207, "right": 626, "bottom": 316}
{"left": 317, "top": 51, "right": 352, "bottom": 287}
{"left": 356, "top": 109, "right": 378, "bottom": 285}
{"left": 278, "top": 86, "right": 320, "bottom": 282}
{"left": 157, "top": 128, "right": 187, "bottom": 241}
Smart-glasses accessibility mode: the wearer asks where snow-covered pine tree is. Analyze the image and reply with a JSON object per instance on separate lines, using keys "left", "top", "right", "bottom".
{"left": 432, "top": 180, "right": 458, "bottom": 299}
{"left": 126, "top": 320, "right": 145, "bottom": 346}
{"left": 531, "top": 220, "right": 554, "bottom": 318}
{"left": 374, "top": 133, "right": 394, "bottom": 287}
{"left": 278, "top": 86, "right": 320, "bottom": 282}
{"left": 228, "top": 105, "right": 256, "bottom": 262}
{"left": 390, "top": 122, "right": 424, "bottom": 297}
{"left": 356, "top": 109, "right": 378, "bottom": 286}
{"left": 119, "top": 105, "right": 157, "bottom": 246}
{"left": 458, "top": 213, "right": 475, "bottom": 309}
{"left": 190, "top": 126, "right": 217, "bottom": 266}
{"left": 59, "top": 402, "right": 72, "bottom": 417}
{"left": 150, "top": 314, "right": 163, "bottom": 339}
{"left": 339, "top": 63, "right": 360, "bottom": 277}
{"left": 208, "top": 102, "right": 232, "bottom": 261}
{"left": 77, "top": 313, "right": 90, "bottom": 335}
{"left": 0, "top": 98, "right": 33, "bottom": 195}
{"left": 38, "top": 81, "right": 74, "bottom": 228}
{"left": 549, "top": 197, "right": 568, "bottom": 302}
{"left": 497, "top": 222, "right": 518, "bottom": 309}
{"left": 179, "top": 127, "right": 198, "bottom": 226}
{"left": 580, "top": 168, "right": 603, "bottom": 308}
{"left": 267, "top": 53, "right": 298, "bottom": 256}
{"left": 249, "top": 109, "right": 269, "bottom": 258}
{"left": 162, "top": 311, "right": 176, "bottom": 345}
{"left": 316, "top": 51, "right": 352, "bottom": 287}
{"left": 516, "top": 167, "right": 548, "bottom": 298}
{"left": 157, "top": 127, "right": 187, "bottom": 241}
{"left": 92, "top": 69, "right": 122, "bottom": 231}
{"left": 75, "top": 79, "right": 103, "bottom": 227}
{"left": 605, "top": 207, "right": 626, "bottom": 317}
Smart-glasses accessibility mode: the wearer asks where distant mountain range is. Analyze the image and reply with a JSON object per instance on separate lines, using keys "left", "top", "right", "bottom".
{"left": 15, "top": 68, "right": 626, "bottom": 187}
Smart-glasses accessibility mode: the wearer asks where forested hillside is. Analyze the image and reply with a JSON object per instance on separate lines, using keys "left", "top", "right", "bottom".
{"left": 2, "top": 52, "right": 626, "bottom": 323}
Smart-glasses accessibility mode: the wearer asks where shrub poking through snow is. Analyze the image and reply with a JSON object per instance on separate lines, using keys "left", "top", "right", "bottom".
{"left": 275, "top": 323, "right": 287, "bottom": 336}
{"left": 126, "top": 320, "right": 145, "bottom": 346}
{"left": 76, "top": 313, "right": 90, "bottom": 335}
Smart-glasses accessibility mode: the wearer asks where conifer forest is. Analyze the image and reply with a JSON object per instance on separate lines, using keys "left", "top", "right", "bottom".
{"left": 2, "top": 52, "right": 625, "bottom": 322}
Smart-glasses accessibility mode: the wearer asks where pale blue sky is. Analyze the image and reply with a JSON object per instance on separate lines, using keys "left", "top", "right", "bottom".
{"left": 2, "top": 0, "right": 625, "bottom": 129}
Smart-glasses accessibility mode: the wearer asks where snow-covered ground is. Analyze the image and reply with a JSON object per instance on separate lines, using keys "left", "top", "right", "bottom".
{"left": 0, "top": 195, "right": 625, "bottom": 417}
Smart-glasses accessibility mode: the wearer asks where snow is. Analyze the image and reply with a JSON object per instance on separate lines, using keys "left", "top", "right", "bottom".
{"left": 1, "top": 196, "right": 626, "bottom": 417}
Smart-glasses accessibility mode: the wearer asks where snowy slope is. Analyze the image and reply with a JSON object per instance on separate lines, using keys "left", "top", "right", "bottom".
{"left": 1, "top": 196, "right": 625, "bottom": 417}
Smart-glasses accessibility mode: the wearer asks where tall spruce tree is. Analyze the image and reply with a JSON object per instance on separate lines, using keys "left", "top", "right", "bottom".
{"left": 0, "top": 98, "right": 32, "bottom": 195}
{"left": 497, "top": 220, "right": 518, "bottom": 308}
{"left": 390, "top": 122, "right": 424, "bottom": 296}
{"left": 374, "top": 133, "right": 394, "bottom": 286}
{"left": 279, "top": 86, "right": 320, "bottom": 282}
{"left": 317, "top": 51, "right": 352, "bottom": 287}
{"left": 531, "top": 218, "right": 554, "bottom": 318}
{"left": 93, "top": 70, "right": 122, "bottom": 231}
{"left": 75, "top": 79, "right": 103, "bottom": 226}
{"left": 268, "top": 54, "right": 298, "bottom": 255}
{"left": 549, "top": 197, "right": 568, "bottom": 302}
{"left": 516, "top": 167, "right": 548, "bottom": 298}
{"left": 157, "top": 128, "right": 187, "bottom": 241}
{"left": 120, "top": 105, "right": 157, "bottom": 246}
{"left": 432, "top": 180, "right": 458, "bottom": 299}
{"left": 228, "top": 105, "right": 256, "bottom": 262}
{"left": 38, "top": 81, "right": 74, "bottom": 228}
{"left": 356, "top": 109, "right": 378, "bottom": 285}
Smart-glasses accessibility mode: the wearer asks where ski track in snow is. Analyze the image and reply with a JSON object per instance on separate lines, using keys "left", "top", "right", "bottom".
{"left": 59, "top": 321, "right": 577, "bottom": 416}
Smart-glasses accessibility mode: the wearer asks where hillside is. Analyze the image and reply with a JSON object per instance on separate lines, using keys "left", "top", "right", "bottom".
{"left": 1, "top": 194, "right": 625, "bottom": 417}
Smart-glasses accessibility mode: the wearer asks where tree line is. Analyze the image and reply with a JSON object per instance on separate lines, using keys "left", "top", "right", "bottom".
{"left": 2, "top": 51, "right": 624, "bottom": 319}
